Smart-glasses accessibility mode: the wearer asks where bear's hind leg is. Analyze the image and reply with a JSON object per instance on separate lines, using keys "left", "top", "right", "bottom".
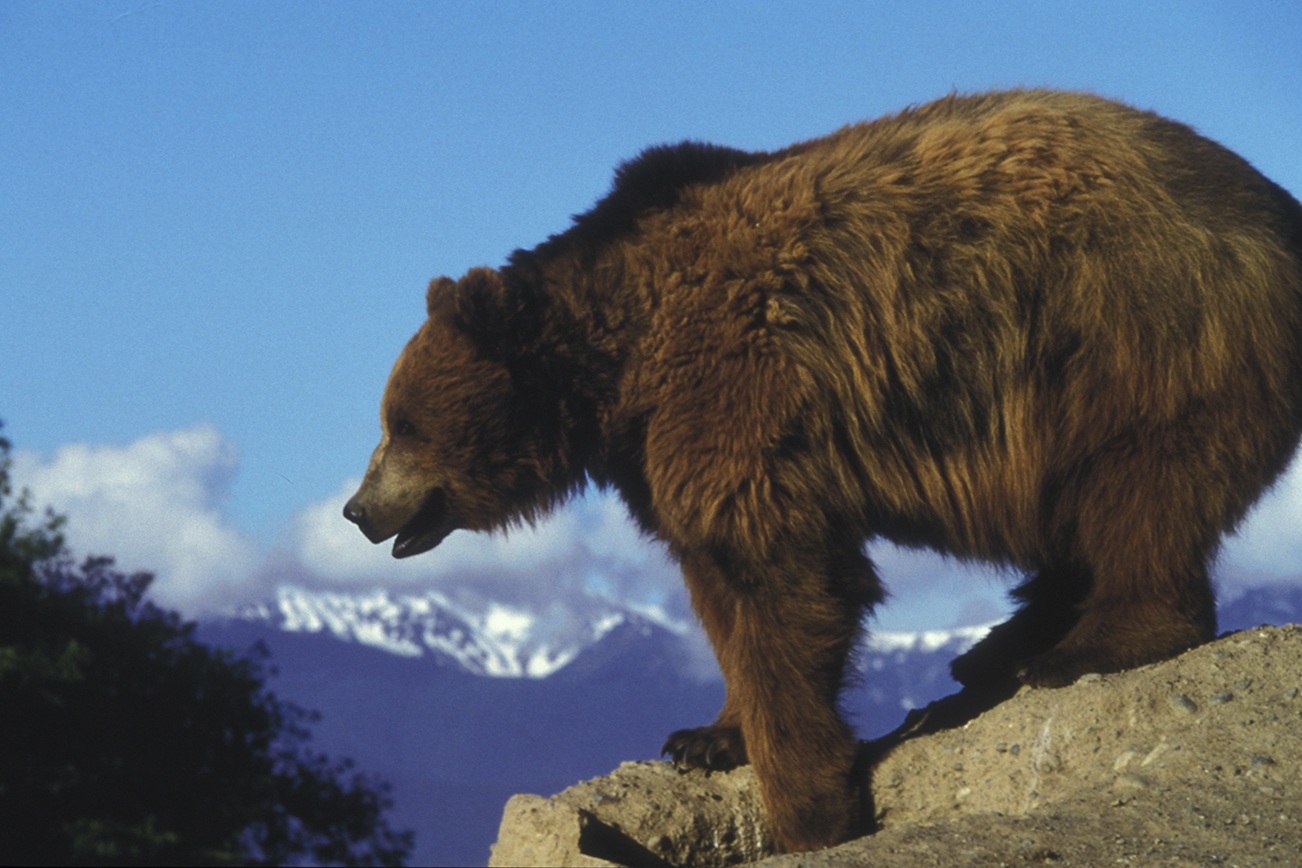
{"left": 1017, "top": 563, "right": 1215, "bottom": 687}
{"left": 949, "top": 561, "right": 1091, "bottom": 689}
{"left": 1018, "top": 442, "right": 1219, "bottom": 688}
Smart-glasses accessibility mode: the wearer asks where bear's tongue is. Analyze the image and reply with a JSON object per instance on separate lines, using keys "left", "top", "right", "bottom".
{"left": 391, "top": 489, "right": 454, "bottom": 559}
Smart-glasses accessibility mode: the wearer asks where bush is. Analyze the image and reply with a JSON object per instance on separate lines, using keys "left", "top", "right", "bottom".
{"left": 0, "top": 426, "right": 412, "bottom": 865}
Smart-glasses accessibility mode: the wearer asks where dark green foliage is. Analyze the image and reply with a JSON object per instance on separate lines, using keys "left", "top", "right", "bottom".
{"left": 0, "top": 425, "right": 412, "bottom": 865}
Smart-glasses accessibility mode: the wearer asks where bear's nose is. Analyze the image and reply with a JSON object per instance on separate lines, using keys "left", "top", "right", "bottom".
{"left": 342, "top": 497, "right": 367, "bottom": 528}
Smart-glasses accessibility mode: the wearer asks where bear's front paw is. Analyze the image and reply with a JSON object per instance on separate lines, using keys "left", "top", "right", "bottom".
{"left": 1016, "top": 647, "right": 1108, "bottom": 688}
{"left": 949, "top": 635, "right": 1021, "bottom": 688}
{"left": 950, "top": 611, "right": 1073, "bottom": 689}
{"left": 662, "top": 724, "right": 748, "bottom": 771}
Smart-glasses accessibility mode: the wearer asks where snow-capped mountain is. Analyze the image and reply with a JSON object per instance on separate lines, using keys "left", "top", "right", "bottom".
{"left": 200, "top": 589, "right": 716, "bottom": 867}
{"left": 855, "top": 623, "right": 990, "bottom": 715}
{"left": 231, "top": 585, "right": 991, "bottom": 685}
{"left": 234, "top": 586, "right": 653, "bottom": 677}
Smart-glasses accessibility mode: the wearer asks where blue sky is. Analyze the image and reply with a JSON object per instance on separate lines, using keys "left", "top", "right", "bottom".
{"left": 4, "top": 1, "right": 1302, "bottom": 630}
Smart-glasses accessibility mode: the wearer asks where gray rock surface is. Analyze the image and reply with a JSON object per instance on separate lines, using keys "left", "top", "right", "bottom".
{"left": 490, "top": 625, "right": 1302, "bottom": 867}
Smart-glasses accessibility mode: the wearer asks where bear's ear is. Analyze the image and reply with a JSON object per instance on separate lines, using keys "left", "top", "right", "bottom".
{"left": 432, "top": 267, "right": 519, "bottom": 359}
{"left": 426, "top": 268, "right": 508, "bottom": 323}
{"left": 426, "top": 276, "right": 458, "bottom": 318}
{"left": 450, "top": 267, "right": 507, "bottom": 330}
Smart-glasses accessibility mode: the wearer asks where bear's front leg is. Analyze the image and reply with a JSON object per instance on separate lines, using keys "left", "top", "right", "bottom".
{"left": 673, "top": 549, "right": 867, "bottom": 853}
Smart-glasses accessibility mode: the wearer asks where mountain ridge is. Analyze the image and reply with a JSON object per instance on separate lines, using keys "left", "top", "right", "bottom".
{"left": 231, "top": 585, "right": 674, "bottom": 678}
{"left": 226, "top": 584, "right": 998, "bottom": 680}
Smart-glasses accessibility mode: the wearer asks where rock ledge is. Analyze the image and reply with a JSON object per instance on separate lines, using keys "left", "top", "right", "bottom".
{"left": 491, "top": 625, "right": 1302, "bottom": 867}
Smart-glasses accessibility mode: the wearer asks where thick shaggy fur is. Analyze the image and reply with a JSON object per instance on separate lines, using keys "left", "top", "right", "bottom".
{"left": 344, "top": 90, "right": 1302, "bottom": 853}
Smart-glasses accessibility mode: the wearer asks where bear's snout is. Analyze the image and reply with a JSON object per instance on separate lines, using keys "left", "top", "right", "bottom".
{"left": 338, "top": 494, "right": 387, "bottom": 543}
{"left": 342, "top": 483, "right": 456, "bottom": 557}
{"left": 342, "top": 495, "right": 380, "bottom": 541}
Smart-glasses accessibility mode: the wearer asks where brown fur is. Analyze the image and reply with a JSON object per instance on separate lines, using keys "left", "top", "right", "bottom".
{"left": 344, "top": 90, "right": 1302, "bottom": 853}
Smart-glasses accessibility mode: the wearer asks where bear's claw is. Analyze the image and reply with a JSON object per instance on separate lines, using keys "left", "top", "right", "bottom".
{"left": 662, "top": 724, "right": 748, "bottom": 771}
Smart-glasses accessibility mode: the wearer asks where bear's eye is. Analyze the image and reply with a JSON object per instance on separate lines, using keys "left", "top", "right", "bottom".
{"left": 391, "top": 419, "right": 417, "bottom": 438}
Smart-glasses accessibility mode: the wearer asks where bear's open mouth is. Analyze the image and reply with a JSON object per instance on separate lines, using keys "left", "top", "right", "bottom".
{"left": 392, "top": 488, "right": 456, "bottom": 559}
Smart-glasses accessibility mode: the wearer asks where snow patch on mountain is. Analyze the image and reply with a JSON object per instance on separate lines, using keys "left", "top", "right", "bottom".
{"left": 235, "top": 586, "right": 671, "bottom": 678}
{"left": 868, "top": 623, "right": 992, "bottom": 655}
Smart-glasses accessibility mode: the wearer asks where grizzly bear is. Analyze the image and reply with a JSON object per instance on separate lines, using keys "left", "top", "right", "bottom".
{"left": 343, "top": 89, "right": 1302, "bottom": 853}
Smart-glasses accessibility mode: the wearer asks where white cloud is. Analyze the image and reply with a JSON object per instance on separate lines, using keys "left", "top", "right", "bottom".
{"left": 866, "top": 541, "right": 1016, "bottom": 631}
{"left": 11, "top": 425, "right": 261, "bottom": 613}
{"left": 297, "top": 477, "right": 581, "bottom": 583}
{"left": 8, "top": 424, "right": 685, "bottom": 619}
{"left": 9, "top": 426, "right": 1300, "bottom": 631}
{"left": 1220, "top": 455, "right": 1302, "bottom": 583}
{"left": 295, "top": 476, "right": 683, "bottom": 611}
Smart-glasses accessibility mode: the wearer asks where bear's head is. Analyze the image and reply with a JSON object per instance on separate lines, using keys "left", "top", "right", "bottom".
{"left": 343, "top": 268, "right": 562, "bottom": 558}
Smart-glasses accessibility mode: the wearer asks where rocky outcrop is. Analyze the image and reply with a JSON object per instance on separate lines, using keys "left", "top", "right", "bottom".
{"left": 490, "top": 625, "right": 1302, "bottom": 866}
{"left": 490, "top": 763, "right": 768, "bottom": 867}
